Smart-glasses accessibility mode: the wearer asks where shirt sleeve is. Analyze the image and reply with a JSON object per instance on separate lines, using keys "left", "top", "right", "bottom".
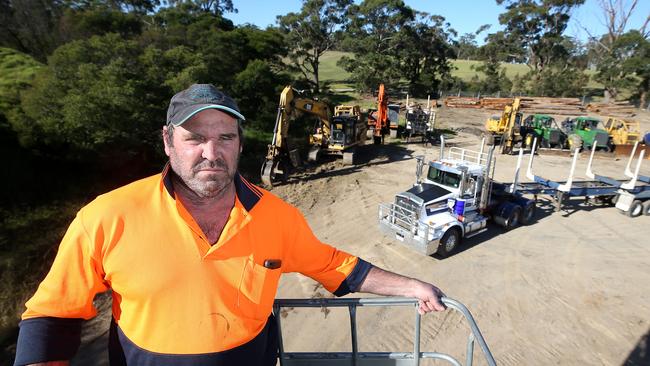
{"left": 15, "top": 209, "right": 109, "bottom": 365}
{"left": 282, "top": 207, "right": 373, "bottom": 296}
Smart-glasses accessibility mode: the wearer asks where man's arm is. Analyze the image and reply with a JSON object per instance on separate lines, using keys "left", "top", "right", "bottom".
{"left": 358, "top": 266, "right": 446, "bottom": 314}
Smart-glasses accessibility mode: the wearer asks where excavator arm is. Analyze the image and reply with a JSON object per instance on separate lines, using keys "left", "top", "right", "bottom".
{"left": 368, "top": 84, "right": 389, "bottom": 144}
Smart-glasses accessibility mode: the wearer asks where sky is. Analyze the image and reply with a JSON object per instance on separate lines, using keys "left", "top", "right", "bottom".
{"left": 227, "top": 0, "right": 650, "bottom": 44}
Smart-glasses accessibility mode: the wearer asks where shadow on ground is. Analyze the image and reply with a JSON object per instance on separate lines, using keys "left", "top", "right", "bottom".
{"left": 623, "top": 328, "right": 649, "bottom": 366}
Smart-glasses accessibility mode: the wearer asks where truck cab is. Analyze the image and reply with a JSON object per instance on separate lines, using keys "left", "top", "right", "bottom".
{"left": 379, "top": 147, "right": 492, "bottom": 257}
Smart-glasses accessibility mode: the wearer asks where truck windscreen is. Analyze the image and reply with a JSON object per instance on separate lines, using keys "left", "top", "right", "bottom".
{"left": 427, "top": 167, "right": 460, "bottom": 188}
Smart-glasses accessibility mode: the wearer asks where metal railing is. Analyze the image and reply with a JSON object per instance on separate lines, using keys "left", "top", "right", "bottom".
{"left": 273, "top": 297, "right": 496, "bottom": 366}
{"left": 447, "top": 147, "right": 494, "bottom": 168}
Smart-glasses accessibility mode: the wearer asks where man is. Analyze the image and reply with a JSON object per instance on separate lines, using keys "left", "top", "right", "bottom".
{"left": 15, "top": 84, "right": 446, "bottom": 366}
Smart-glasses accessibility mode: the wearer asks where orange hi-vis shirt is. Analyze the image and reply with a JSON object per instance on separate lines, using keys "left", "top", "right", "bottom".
{"left": 15, "top": 167, "right": 372, "bottom": 365}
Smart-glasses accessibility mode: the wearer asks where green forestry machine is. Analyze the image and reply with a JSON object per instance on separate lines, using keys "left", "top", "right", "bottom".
{"left": 561, "top": 116, "right": 612, "bottom": 152}
{"left": 521, "top": 114, "right": 567, "bottom": 149}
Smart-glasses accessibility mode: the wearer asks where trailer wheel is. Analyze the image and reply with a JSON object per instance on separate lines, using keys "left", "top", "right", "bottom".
{"left": 627, "top": 200, "right": 644, "bottom": 218}
{"left": 437, "top": 228, "right": 460, "bottom": 258}
{"left": 642, "top": 201, "right": 650, "bottom": 216}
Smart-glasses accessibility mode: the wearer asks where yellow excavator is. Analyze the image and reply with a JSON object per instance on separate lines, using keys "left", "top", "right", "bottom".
{"left": 260, "top": 86, "right": 366, "bottom": 187}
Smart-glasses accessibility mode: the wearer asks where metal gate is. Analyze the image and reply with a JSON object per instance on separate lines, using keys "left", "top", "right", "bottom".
{"left": 273, "top": 297, "right": 496, "bottom": 366}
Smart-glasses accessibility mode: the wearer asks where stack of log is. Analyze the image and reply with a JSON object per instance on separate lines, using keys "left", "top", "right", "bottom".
{"left": 518, "top": 97, "right": 585, "bottom": 115}
{"left": 585, "top": 101, "right": 636, "bottom": 117}
{"left": 443, "top": 96, "right": 586, "bottom": 115}
{"left": 479, "top": 98, "right": 512, "bottom": 110}
{"left": 443, "top": 96, "right": 482, "bottom": 108}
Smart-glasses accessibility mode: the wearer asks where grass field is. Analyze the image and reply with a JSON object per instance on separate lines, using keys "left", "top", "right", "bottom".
{"left": 316, "top": 51, "right": 603, "bottom": 92}
{"left": 317, "top": 51, "right": 532, "bottom": 85}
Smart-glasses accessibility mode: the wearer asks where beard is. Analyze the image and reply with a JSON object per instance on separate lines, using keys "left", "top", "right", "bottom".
{"left": 169, "top": 152, "right": 239, "bottom": 199}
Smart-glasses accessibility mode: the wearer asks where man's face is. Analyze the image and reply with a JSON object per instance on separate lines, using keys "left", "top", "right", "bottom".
{"left": 163, "top": 109, "right": 242, "bottom": 198}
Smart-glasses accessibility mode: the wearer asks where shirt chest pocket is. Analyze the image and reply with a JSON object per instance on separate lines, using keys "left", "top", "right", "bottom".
{"left": 237, "top": 258, "right": 281, "bottom": 321}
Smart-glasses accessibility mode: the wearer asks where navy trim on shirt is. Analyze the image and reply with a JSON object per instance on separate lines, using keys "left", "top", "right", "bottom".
{"left": 14, "top": 317, "right": 83, "bottom": 366}
{"left": 333, "top": 258, "right": 374, "bottom": 297}
{"left": 108, "top": 315, "right": 278, "bottom": 366}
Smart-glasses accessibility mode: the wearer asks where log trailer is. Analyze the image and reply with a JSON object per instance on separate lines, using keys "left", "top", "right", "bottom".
{"left": 404, "top": 95, "right": 437, "bottom": 144}
{"left": 378, "top": 137, "right": 650, "bottom": 258}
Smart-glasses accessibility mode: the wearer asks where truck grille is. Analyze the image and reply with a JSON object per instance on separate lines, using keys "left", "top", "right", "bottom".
{"left": 394, "top": 196, "right": 420, "bottom": 230}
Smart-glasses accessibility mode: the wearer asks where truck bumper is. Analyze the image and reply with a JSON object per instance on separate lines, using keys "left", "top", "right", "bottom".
{"left": 377, "top": 204, "right": 443, "bottom": 256}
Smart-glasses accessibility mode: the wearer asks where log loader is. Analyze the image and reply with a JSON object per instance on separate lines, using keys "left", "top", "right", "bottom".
{"left": 484, "top": 98, "right": 524, "bottom": 153}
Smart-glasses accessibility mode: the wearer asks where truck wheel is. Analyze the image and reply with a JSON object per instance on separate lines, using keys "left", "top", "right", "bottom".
{"left": 520, "top": 201, "right": 536, "bottom": 225}
{"left": 627, "top": 200, "right": 643, "bottom": 218}
{"left": 437, "top": 228, "right": 461, "bottom": 258}
{"left": 568, "top": 134, "right": 582, "bottom": 151}
{"left": 541, "top": 139, "right": 550, "bottom": 149}
{"left": 506, "top": 205, "right": 522, "bottom": 229}
{"left": 642, "top": 201, "right": 650, "bottom": 216}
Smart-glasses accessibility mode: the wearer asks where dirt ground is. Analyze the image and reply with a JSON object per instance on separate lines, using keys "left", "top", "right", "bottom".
{"left": 72, "top": 107, "right": 650, "bottom": 365}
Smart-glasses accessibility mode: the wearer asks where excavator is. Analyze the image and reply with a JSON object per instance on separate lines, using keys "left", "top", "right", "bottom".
{"left": 367, "top": 84, "right": 391, "bottom": 144}
{"left": 260, "top": 86, "right": 366, "bottom": 187}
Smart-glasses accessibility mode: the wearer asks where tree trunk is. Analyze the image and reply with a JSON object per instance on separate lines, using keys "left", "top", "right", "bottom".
{"left": 640, "top": 90, "right": 647, "bottom": 110}
{"left": 313, "top": 49, "right": 320, "bottom": 94}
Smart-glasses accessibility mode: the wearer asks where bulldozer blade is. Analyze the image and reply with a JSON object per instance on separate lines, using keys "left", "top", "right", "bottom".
{"left": 615, "top": 144, "right": 650, "bottom": 160}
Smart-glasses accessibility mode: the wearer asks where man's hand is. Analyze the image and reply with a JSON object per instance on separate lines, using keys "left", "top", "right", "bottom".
{"left": 412, "top": 280, "right": 446, "bottom": 314}
{"left": 358, "top": 266, "right": 446, "bottom": 313}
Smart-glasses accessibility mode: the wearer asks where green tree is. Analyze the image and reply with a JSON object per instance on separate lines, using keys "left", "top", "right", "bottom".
{"left": 338, "top": 0, "right": 415, "bottom": 92}
{"left": 496, "top": 0, "right": 585, "bottom": 73}
{"left": 617, "top": 31, "right": 650, "bottom": 107}
{"left": 0, "top": 0, "right": 66, "bottom": 62}
{"left": 14, "top": 34, "right": 204, "bottom": 163}
{"left": 278, "top": 0, "right": 352, "bottom": 94}
{"left": 587, "top": 0, "right": 649, "bottom": 101}
{"left": 400, "top": 14, "right": 456, "bottom": 95}
{"left": 232, "top": 60, "right": 291, "bottom": 131}
{"left": 165, "top": 0, "right": 236, "bottom": 16}
{"left": 454, "top": 24, "right": 490, "bottom": 60}
{"left": 493, "top": 0, "right": 588, "bottom": 97}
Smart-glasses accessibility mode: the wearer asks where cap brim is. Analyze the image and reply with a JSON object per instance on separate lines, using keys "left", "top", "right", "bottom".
{"left": 170, "top": 104, "right": 246, "bottom": 126}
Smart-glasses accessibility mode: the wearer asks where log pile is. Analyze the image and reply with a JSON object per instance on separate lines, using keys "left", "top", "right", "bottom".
{"left": 443, "top": 96, "right": 482, "bottom": 108}
{"left": 518, "top": 97, "right": 585, "bottom": 115}
{"left": 585, "top": 101, "right": 637, "bottom": 117}
{"left": 479, "top": 98, "right": 512, "bottom": 110}
{"left": 443, "top": 96, "right": 586, "bottom": 115}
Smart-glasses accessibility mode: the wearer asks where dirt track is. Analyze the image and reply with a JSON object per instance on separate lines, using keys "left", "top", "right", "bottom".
{"left": 73, "top": 107, "right": 650, "bottom": 365}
